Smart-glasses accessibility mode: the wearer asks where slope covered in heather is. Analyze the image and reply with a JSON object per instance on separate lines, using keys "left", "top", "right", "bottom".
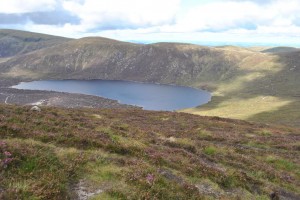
{"left": 0, "top": 104, "right": 299, "bottom": 199}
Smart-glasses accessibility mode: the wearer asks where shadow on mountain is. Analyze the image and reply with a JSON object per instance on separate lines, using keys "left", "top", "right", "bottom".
{"left": 193, "top": 50, "right": 300, "bottom": 127}
{"left": 247, "top": 100, "right": 300, "bottom": 127}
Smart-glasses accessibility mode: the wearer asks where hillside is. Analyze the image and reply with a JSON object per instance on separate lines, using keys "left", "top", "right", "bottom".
{"left": 0, "top": 30, "right": 299, "bottom": 127}
{"left": 0, "top": 104, "right": 299, "bottom": 199}
{"left": 0, "top": 37, "right": 236, "bottom": 85}
{"left": 261, "top": 47, "right": 300, "bottom": 54}
{"left": 0, "top": 29, "right": 71, "bottom": 58}
{"left": 182, "top": 48, "right": 300, "bottom": 127}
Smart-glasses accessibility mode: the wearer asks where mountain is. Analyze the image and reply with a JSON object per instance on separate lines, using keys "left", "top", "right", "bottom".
{"left": 0, "top": 29, "right": 71, "bottom": 58}
{"left": 0, "top": 37, "right": 238, "bottom": 85}
{"left": 261, "top": 46, "right": 300, "bottom": 54}
{"left": 0, "top": 30, "right": 300, "bottom": 127}
{"left": 0, "top": 104, "right": 299, "bottom": 199}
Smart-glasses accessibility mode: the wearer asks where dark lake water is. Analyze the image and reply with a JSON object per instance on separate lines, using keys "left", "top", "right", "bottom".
{"left": 13, "top": 80, "right": 211, "bottom": 111}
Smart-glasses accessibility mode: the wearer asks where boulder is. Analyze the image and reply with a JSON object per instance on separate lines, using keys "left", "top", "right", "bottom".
{"left": 30, "top": 106, "right": 41, "bottom": 112}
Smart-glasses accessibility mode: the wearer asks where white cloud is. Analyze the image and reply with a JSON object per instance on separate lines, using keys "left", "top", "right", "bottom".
{"left": 178, "top": 1, "right": 260, "bottom": 31}
{"left": 3, "top": 0, "right": 300, "bottom": 46}
{"left": 62, "top": 0, "right": 180, "bottom": 31}
{"left": 23, "top": 22, "right": 80, "bottom": 38}
{"left": 161, "top": 0, "right": 300, "bottom": 33}
{"left": 0, "top": 0, "right": 57, "bottom": 14}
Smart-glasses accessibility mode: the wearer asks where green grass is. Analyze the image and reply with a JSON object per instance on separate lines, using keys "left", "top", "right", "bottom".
{"left": 256, "top": 129, "right": 273, "bottom": 136}
{"left": 84, "top": 162, "right": 122, "bottom": 183}
{"left": 203, "top": 146, "right": 217, "bottom": 155}
{"left": 0, "top": 139, "right": 75, "bottom": 199}
{"left": 266, "top": 156, "right": 298, "bottom": 171}
{"left": 198, "top": 129, "right": 213, "bottom": 140}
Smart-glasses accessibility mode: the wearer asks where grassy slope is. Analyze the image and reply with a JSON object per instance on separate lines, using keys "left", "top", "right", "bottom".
{"left": 0, "top": 104, "right": 299, "bottom": 199}
{"left": 182, "top": 49, "right": 300, "bottom": 127}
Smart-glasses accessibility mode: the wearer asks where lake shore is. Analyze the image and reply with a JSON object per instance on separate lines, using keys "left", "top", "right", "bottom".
{"left": 0, "top": 78, "right": 138, "bottom": 109}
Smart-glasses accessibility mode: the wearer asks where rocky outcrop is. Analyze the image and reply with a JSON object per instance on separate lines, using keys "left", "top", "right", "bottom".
{"left": 30, "top": 106, "right": 41, "bottom": 112}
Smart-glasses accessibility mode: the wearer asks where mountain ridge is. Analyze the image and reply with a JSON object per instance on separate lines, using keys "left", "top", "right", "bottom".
{"left": 0, "top": 29, "right": 71, "bottom": 58}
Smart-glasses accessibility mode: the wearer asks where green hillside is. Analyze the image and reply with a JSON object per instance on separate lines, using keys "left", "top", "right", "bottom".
{"left": 0, "top": 104, "right": 299, "bottom": 199}
{"left": 182, "top": 49, "right": 300, "bottom": 127}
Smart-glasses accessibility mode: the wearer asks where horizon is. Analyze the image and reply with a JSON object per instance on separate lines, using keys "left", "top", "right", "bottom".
{"left": 3, "top": 28, "right": 299, "bottom": 48}
{"left": 1, "top": 0, "right": 300, "bottom": 47}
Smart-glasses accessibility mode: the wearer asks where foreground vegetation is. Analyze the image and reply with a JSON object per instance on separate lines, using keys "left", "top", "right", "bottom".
{"left": 0, "top": 104, "right": 299, "bottom": 199}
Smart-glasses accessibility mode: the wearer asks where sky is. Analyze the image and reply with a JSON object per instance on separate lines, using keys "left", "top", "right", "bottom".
{"left": 1, "top": 0, "right": 300, "bottom": 46}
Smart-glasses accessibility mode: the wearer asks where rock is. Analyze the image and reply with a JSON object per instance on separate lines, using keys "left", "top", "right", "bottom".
{"left": 196, "top": 181, "right": 223, "bottom": 198}
{"left": 30, "top": 106, "right": 41, "bottom": 112}
{"left": 276, "top": 189, "right": 300, "bottom": 200}
{"left": 168, "top": 136, "right": 176, "bottom": 142}
{"left": 72, "top": 179, "right": 103, "bottom": 200}
{"left": 158, "top": 168, "right": 184, "bottom": 185}
{"left": 0, "top": 187, "right": 5, "bottom": 200}
{"left": 270, "top": 191, "right": 279, "bottom": 200}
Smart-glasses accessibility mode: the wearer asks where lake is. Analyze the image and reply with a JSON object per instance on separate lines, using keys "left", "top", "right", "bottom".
{"left": 12, "top": 80, "right": 211, "bottom": 111}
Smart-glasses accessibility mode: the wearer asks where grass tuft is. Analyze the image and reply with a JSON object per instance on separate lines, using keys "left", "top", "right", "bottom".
{"left": 203, "top": 146, "right": 217, "bottom": 155}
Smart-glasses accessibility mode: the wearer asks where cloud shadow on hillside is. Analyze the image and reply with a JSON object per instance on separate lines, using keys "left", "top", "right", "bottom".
{"left": 193, "top": 50, "right": 300, "bottom": 127}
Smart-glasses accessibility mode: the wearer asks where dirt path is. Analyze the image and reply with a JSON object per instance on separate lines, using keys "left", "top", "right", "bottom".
{"left": 0, "top": 93, "right": 12, "bottom": 105}
{"left": 4, "top": 94, "right": 13, "bottom": 104}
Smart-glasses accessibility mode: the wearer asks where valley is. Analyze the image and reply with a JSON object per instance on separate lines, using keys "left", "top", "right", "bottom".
{"left": 0, "top": 29, "right": 300, "bottom": 127}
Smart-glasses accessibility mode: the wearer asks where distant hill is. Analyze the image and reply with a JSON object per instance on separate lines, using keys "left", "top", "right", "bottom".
{"left": 261, "top": 46, "right": 300, "bottom": 54}
{"left": 0, "top": 36, "right": 242, "bottom": 85}
{"left": 0, "top": 29, "right": 71, "bottom": 58}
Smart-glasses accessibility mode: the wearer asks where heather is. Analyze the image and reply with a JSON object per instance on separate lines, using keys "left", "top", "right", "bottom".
{"left": 0, "top": 104, "right": 299, "bottom": 199}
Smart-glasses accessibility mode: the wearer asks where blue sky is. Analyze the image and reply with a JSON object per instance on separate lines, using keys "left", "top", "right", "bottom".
{"left": 1, "top": 0, "right": 300, "bottom": 46}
